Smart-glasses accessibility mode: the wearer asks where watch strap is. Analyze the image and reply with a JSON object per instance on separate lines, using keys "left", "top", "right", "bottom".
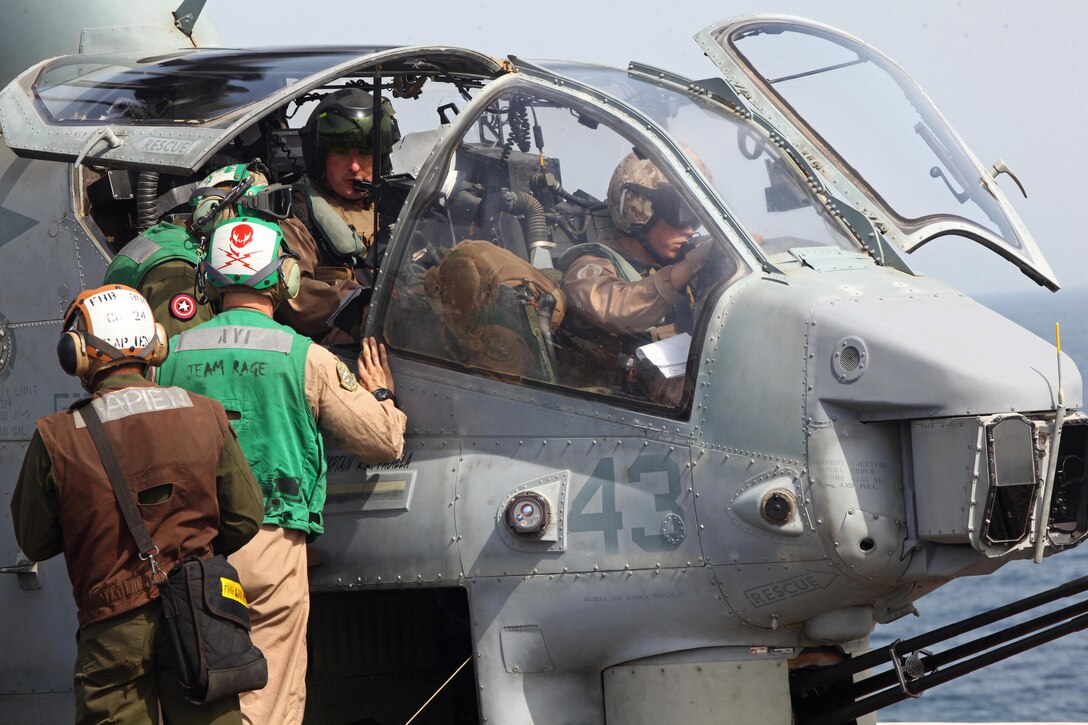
{"left": 371, "top": 387, "right": 397, "bottom": 407}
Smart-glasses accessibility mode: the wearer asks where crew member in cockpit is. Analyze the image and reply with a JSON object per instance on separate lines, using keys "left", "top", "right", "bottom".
{"left": 557, "top": 150, "right": 713, "bottom": 403}
{"left": 275, "top": 87, "right": 401, "bottom": 344}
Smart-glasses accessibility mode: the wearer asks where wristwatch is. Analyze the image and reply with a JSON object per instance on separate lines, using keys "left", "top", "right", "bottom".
{"left": 371, "top": 388, "right": 398, "bottom": 407}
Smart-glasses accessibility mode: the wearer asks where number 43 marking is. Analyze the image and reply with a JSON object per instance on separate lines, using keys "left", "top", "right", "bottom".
{"left": 568, "top": 455, "right": 685, "bottom": 554}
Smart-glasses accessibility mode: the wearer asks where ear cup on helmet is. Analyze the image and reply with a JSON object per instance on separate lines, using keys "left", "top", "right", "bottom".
{"left": 57, "top": 330, "right": 90, "bottom": 377}
{"left": 282, "top": 257, "right": 301, "bottom": 299}
{"left": 148, "top": 323, "right": 169, "bottom": 367}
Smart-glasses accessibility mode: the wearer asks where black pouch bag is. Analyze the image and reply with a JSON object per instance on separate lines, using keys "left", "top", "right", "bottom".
{"left": 159, "top": 555, "right": 268, "bottom": 704}
{"left": 78, "top": 399, "right": 267, "bottom": 705}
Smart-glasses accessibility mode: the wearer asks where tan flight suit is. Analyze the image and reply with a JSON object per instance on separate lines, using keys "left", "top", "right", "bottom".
{"left": 160, "top": 306, "right": 406, "bottom": 725}
{"left": 301, "top": 342, "right": 407, "bottom": 462}
{"left": 561, "top": 235, "right": 697, "bottom": 404}
{"left": 561, "top": 235, "right": 694, "bottom": 334}
{"left": 11, "top": 373, "right": 263, "bottom": 725}
{"left": 236, "top": 343, "right": 405, "bottom": 725}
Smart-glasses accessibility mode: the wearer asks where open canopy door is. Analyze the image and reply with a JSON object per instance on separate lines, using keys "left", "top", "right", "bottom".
{"left": 696, "top": 15, "right": 1058, "bottom": 289}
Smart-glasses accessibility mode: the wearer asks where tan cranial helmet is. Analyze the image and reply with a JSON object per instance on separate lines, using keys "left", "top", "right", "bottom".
{"left": 56, "top": 285, "right": 169, "bottom": 390}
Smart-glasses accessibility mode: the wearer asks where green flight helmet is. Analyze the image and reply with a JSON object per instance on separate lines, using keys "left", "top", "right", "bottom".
{"left": 190, "top": 164, "right": 293, "bottom": 234}
{"left": 309, "top": 87, "right": 400, "bottom": 177}
{"left": 190, "top": 164, "right": 269, "bottom": 234}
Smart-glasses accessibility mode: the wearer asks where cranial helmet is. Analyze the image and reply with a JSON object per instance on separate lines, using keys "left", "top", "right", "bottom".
{"left": 57, "top": 285, "right": 168, "bottom": 390}
{"left": 198, "top": 216, "right": 301, "bottom": 307}
{"left": 304, "top": 87, "right": 401, "bottom": 178}
{"left": 190, "top": 164, "right": 291, "bottom": 235}
{"left": 607, "top": 149, "right": 702, "bottom": 238}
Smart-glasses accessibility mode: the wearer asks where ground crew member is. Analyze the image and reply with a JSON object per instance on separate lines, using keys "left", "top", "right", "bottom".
{"left": 10, "top": 284, "right": 263, "bottom": 725}
{"left": 104, "top": 220, "right": 213, "bottom": 338}
{"left": 105, "top": 163, "right": 294, "bottom": 338}
{"left": 276, "top": 87, "right": 401, "bottom": 343}
{"left": 156, "top": 214, "right": 407, "bottom": 724}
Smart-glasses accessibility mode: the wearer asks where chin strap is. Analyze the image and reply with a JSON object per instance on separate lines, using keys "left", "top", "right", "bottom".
{"left": 201, "top": 256, "right": 281, "bottom": 291}
{"left": 200, "top": 249, "right": 298, "bottom": 305}
{"left": 84, "top": 332, "right": 157, "bottom": 363}
{"left": 635, "top": 231, "right": 671, "bottom": 268}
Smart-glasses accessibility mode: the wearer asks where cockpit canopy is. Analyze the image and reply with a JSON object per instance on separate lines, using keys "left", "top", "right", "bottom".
{"left": 696, "top": 15, "right": 1057, "bottom": 289}
{"left": 0, "top": 46, "right": 505, "bottom": 172}
{"left": 0, "top": 16, "right": 1057, "bottom": 293}
{"left": 0, "top": 17, "right": 1066, "bottom": 425}
{"left": 33, "top": 48, "right": 389, "bottom": 126}
{"left": 529, "top": 61, "right": 859, "bottom": 259}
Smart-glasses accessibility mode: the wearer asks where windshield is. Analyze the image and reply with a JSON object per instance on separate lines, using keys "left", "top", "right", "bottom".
{"left": 537, "top": 62, "right": 859, "bottom": 257}
{"left": 381, "top": 78, "right": 755, "bottom": 414}
{"left": 33, "top": 48, "right": 379, "bottom": 127}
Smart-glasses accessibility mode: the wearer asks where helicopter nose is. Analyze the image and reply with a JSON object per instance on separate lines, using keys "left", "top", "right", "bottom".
{"left": 804, "top": 290, "right": 1085, "bottom": 558}
{"left": 808, "top": 292, "right": 1080, "bottom": 419}
{"left": 693, "top": 277, "right": 1083, "bottom": 633}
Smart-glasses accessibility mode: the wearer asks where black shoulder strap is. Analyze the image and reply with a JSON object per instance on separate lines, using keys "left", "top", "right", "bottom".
{"left": 80, "top": 400, "right": 161, "bottom": 569}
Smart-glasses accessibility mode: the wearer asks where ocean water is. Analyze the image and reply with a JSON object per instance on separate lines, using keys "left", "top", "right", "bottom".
{"left": 874, "top": 285, "right": 1088, "bottom": 723}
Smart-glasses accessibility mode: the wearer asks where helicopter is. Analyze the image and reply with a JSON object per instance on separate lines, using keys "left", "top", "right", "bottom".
{"left": 0, "top": 2, "right": 1086, "bottom": 724}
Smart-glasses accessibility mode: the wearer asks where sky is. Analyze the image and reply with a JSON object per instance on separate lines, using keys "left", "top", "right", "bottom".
{"left": 207, "top": 1, "right": 1087, "bottom": 297}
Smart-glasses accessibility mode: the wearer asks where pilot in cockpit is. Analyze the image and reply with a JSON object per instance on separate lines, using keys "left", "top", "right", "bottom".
{"left": 275, "top": 87, "right": 401, "bottom": 345}
{"left": 557, "top": 150, "right": 715, "bottom": 404}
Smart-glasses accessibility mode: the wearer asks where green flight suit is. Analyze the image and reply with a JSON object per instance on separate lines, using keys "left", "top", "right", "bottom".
{"left": 104, "top": 223, "right": 214, "bottom": 338}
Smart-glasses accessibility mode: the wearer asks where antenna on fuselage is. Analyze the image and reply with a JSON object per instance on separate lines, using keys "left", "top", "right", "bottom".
{"left": 1056, "top": 322, "right": 1064, "bottom": 406}
{"left": 1034, "top": 322, "right": 1067, "bottom": 564}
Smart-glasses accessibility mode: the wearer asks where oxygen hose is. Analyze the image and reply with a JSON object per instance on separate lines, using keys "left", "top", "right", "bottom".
{"left": 501, "top": 190, "right": 549, "bottom": 246}
{"left": 135, "top": 171, "right": 160, "bottom": 231}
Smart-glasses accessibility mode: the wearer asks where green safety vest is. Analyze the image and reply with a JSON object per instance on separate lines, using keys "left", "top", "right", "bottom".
{"left": 104, "top": 222, "right": 202, "bottom": 288}
{"left": 157, "top": 308, "right": 328, "bottom": 535}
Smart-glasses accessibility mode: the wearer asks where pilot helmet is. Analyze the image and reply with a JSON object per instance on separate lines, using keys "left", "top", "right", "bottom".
{"left": 56, "top": 285, "right": 168, "bottom": 391}
{"left": 305, "top": 87, "right": 401, "bottom": 178}
{"left": 607, "top": 149, "right": 702, "bottom": 238}
{"left": 198, "top": 216, "right": 301, "bottom": 307}
{"left": 190, "top": 164, "right": 291, "bottom": 235}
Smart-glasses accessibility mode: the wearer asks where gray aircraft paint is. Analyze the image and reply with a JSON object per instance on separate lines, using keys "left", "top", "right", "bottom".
{"left": 0, "top": 4, "right": 1085, "bottom": 725}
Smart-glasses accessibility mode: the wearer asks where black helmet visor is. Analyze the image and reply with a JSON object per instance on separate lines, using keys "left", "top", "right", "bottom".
{"left": 624, "top": 182, "right": 700, "bottom": 230}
